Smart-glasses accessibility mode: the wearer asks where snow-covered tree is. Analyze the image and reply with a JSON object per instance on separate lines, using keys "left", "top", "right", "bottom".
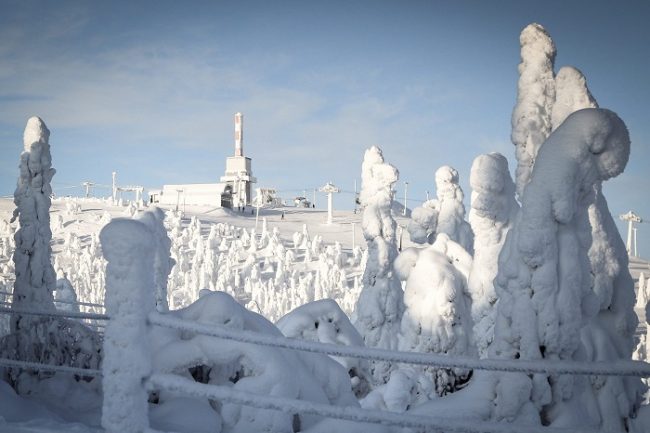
{"left": 434, "top": 166, "right": 474, "bottom": 254}
{"left": 467, "top": 153, "right": 518, "bottom": 358}
{"left": 395, "top": 233, "right": 474, "bottom": 400}
{"left": 10, "top": 116, "right": 57, "bottom": 331}
{"left": 489, "top": 108, "right": 635, "bottom": 427}
{"left": 511, "top": 23, "right": 556, "bottom": 200}
{"left": 551, "top": 59, "right": 644, "bottom": 430}
{"left": 407, "top": 165, "right": 473, "bottom": 253}
{"left": 581, "top": 187, "right": 646, "bottom": 431}
{"left": 54, "top": 270, "right": 79, "bottom": 314}
{"left": 352, "top": 146, "right": 404, "bottom": 385}
{"left": 1, "top": 117, "right": 101, "bottom": 391}
{"left": 406, "top": 202, "right": 438, "bottom": 245}
{"left": 137, "top": 207, "right": 174, "bottom": 312}
{"left": 551, "top": 66, "right": 598, "bottom": 131}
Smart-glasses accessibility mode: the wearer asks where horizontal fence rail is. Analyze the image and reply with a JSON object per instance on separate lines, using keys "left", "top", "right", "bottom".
{"left": 146, "top": 373, "right": 606, "bottom": 433}
{"left": 0, "top": 306, "right": 110, "bottom": 321}
{"left": 0, "top": 357, "right": 102, "bottom": 377}
{"left": 148, "top": 312, "right": 650, "bottom": 378}
{"left": 0, "top": 290, "right": 105, "bottom": 309}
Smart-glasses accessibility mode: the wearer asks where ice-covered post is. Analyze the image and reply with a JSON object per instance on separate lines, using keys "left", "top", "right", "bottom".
{"left": 403, "top": 181, "right": 408, "bottom": 216}
{"left": 100, "top": 218, "right": 156, "bottom": 433}
{"left": 319, "top": 182, "right": 340, "bottom": 225}
{"left": 11, "top": 116, "right": 57, "bottom": 332}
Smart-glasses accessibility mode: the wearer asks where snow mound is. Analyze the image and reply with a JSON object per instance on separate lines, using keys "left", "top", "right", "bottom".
{"left": 277, "top": 299, "right": 371, "bottom": 398}
{"left": 150, "top": 291, "right": 359, "bottom": 433}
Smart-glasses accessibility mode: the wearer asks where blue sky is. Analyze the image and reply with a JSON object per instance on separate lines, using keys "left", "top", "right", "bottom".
{"left": 1, "top": 0, "right": 649, "bottom": 256}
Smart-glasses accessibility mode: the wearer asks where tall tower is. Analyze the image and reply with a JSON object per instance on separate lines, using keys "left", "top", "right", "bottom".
{"left": 235, "top": 112, "right": 243, "bottom": 156}
{"left": 221, "top": 112, "right": 256, "bottom": 206}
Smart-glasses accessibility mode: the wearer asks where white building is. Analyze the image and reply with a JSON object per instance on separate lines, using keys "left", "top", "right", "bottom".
{"left": 154, "top": 112, "right": 256, "bottom": 208}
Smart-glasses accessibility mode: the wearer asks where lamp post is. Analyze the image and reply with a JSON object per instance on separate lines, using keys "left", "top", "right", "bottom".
{"left": 403, "top": 181, "right": 409, "bottom": 216}
{"left": 620, "top": 210, "right": 643, "bottom": 256}
{"left": 319, "top": 182, "right": 340, "bottom": 225}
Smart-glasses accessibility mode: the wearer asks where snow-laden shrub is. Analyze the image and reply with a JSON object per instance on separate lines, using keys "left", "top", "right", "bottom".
{"left": 151, "top": 291, "right": 359, "bottom": 433}
{"left": 54, "top": 270, "right": 79, "bottom": 314}
{"left": 277, "top": 299, "right": 371, "bottom": 398}
{"left": 467, "top": 153, "right": 518, "bottom": 358}
{"left": 352, "top": 146, "right": 404, "bottom": 385}
{"left": 489, "top": 108, "right": 637, "bottom": 428}
{"left": 394, "top": 234, "right": 474, "bottom": 402}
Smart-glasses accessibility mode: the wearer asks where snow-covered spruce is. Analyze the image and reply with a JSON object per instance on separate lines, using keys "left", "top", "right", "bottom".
{"left": 407, "top": 165, "right": 473, "bottom": 254}
{"left": 581, "top": 184, "right": 645, "bottom": 430}
{"left": 393, "top": 233, "right": 474, "bottom": 404}
{"left": 10, "top": 117, "right": 57, "bottom": 331}
{"left": 433, "top": 165, "right": 474, "bottom": 254}
{"left": 511, "top": 23, "right": 556, "bottom": 200}
{"left": 551, "top": 66, "right": 598, "bottom": 131}
{"left": 0, "top": 117, "right": 101, "bottom": 392}
{"left": 54, "top": 269, "right": 79, "bottom": 314}
{"left": 277, "top": 299, "right": 371, "bottom": 398}
{"left": 352, "top": 146, "right": 404, "bottom": 385}
{"left": 137, "top": 207, "right": 174, "bottom": 312}
{"left": 406, "top": 202, "right": 438, "bottom": 245}
{"left": 552, "top": 61, "right": 643, "bottom": 429}
{"left": 150, "top": 291, "right": 359, "bottom": 433}
{"left": 467, "top": 153, "right": 518, "bottom": 358}
{"left": 489, "top": 108, "right": 634, "bottom": 427}
{"left": 100, "top": 218, "right": 156, "bottom": 433}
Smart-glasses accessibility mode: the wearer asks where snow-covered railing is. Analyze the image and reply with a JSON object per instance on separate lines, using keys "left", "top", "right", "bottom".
{"left": 146, "top": 373, "right": 599, "bottom": 433}
{"left": 0, "top": 357, "right": 102, "bottom": 377}
{"left": 148, "top": 311, "right": 650, "bottom": 378}
{"left": 0, "top": 290, "right": 106, "bottom": 309}
{"left": 0, "top": 304, "right": 107, "bottom": 392}
{"left": 0, "top": 306, "right": 109, "bottom": 321}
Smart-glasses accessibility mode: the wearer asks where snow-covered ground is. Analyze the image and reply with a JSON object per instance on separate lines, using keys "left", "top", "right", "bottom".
{"left": 0, "top": 197, "right": 417, "bottom": 432}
